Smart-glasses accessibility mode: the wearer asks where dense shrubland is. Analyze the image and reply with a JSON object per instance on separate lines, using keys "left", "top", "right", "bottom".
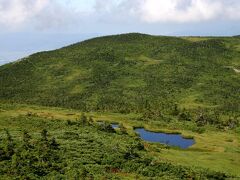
{"left": 0, "top": 114, "right": 230, "bottom": 179}
{"left": 0, "top": 129, "right": 63, "bottom": 179}
{"left": 0, "top": 33, "right": 239, "bottom": 179}
{"left": 0, "top": 33, "right": 239, "bottom": 128}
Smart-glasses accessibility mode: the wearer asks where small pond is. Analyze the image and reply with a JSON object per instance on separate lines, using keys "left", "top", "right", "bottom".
{"left": 111, "top": 123, "right": 119, "bottom": 129}
{"left": 110, "top": 123, "right": 195, "bottom": 149}
{"left": 135, "top": 128, "right": 195, "bottom": 149}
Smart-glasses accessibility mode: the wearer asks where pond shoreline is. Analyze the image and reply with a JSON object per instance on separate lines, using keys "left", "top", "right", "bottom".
{"left": 111, "top": 123, "right": 195, "bottom": 149}
{"left": 132, "top": 125, "right": 194, "bottom": 139}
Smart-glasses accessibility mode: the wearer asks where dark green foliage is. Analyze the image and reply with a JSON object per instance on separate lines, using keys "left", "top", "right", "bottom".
{"left": 0, "top": 115, "right": 232, "bottom": 179}
{"left": 88, "top": 116, "right": 94, "bottom": 125}
{"left": 0, "top": 33, "right": 239, "bottom": 178}
{"left": 78, "top": 113, "right": 88, "bottom": 126}
{"left": 119, "top": 123, "right": 128, "bottom": 134}
{"left": 0, "top": 33, "right": 239, "bottom": 129}
{"left": 0, "top": 129, "right": 63, "bottom": 179}
{"left": 0, "top": 129, "right": 15, "bottom": 161}
{"left": 22, "top": 130, "right": 32, "bottom": 149}
{"left": 172, "top": 104, "right": 180, "bottom": 116}
{"left": 178, "top": 110, "right": 191, "bottom": 121}
{"left": 97, "top": 122, "right": 115, "bottom": 133}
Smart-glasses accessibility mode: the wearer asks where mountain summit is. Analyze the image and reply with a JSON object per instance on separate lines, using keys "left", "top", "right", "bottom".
{"left": 0, "top": 33, "right": 239, "bottom": 117}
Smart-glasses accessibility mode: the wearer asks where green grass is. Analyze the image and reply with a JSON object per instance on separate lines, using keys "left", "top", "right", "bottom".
{"left": 0, "top": 33, "right": 239, "bottom": 179}
{"left": 159, "top": 149, "right": 240, "bottom": 176}
{"left": 180, "top": 37, "right": 212, "bottom": 42}
{"left": 1, "top": 103, "right": 234, "bottom": 179}
{"left": 137, "top": 55, "right": 164, "bottom": 65}
{"left": 0, "top": 102, "right": 239, "bottom": 178}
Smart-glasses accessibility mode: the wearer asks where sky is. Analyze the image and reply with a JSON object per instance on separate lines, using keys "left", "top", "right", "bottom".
{"left": 1, "top": 0, "right": 240, "bottom": 65}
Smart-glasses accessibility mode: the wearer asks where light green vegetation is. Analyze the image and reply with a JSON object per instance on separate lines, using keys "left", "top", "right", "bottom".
{"left": 0, "top": 33, "right": 239, "bottom": 179}
{"left": 0, "top": 34, "right": 239, "bottom": 122}
{"left": 180, "top": 37, "right": 213, "bottom": 42}
{"left": 0, "top": 103, "right": 239, "bottom": 178}
{"left": 1, "top": 103, "right": 232, "bottom": 179}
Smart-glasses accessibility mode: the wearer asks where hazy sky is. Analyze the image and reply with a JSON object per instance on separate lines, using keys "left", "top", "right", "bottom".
{"left": 1, "top": 0, "right": 240, "bottom": 64}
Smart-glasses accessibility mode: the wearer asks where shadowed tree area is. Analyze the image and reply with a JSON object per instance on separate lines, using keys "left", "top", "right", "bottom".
{"left": 0, "top": 115, "right": 230, "bottom": 179}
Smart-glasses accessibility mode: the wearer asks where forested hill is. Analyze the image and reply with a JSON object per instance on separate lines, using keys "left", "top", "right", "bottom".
{"left": 0, "top": 33, "right": 239, "bottom": 122}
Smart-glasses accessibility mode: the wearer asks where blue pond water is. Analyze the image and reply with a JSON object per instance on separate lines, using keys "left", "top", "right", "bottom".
{"left": 111, "top": 124, "right": 119, "bottom": 129}
{"left": 135, "top": 128, "right": 195, "bottom": 149}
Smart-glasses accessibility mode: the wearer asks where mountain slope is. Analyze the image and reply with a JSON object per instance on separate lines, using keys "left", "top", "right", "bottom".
{"left": 0, "top": 33, "right": 239, "bottom": 122}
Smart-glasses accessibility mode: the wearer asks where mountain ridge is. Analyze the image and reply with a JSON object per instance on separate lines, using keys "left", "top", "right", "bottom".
{"left": 0, "top": 33, "right": 239, "bottom": 124}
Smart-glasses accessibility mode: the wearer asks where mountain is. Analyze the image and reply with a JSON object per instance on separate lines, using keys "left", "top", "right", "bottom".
{"left": 0, "top": 33, "right": 239, "bottom": 121}
{"left": 1, "top": 33, "right": 239, "bottom": 179}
